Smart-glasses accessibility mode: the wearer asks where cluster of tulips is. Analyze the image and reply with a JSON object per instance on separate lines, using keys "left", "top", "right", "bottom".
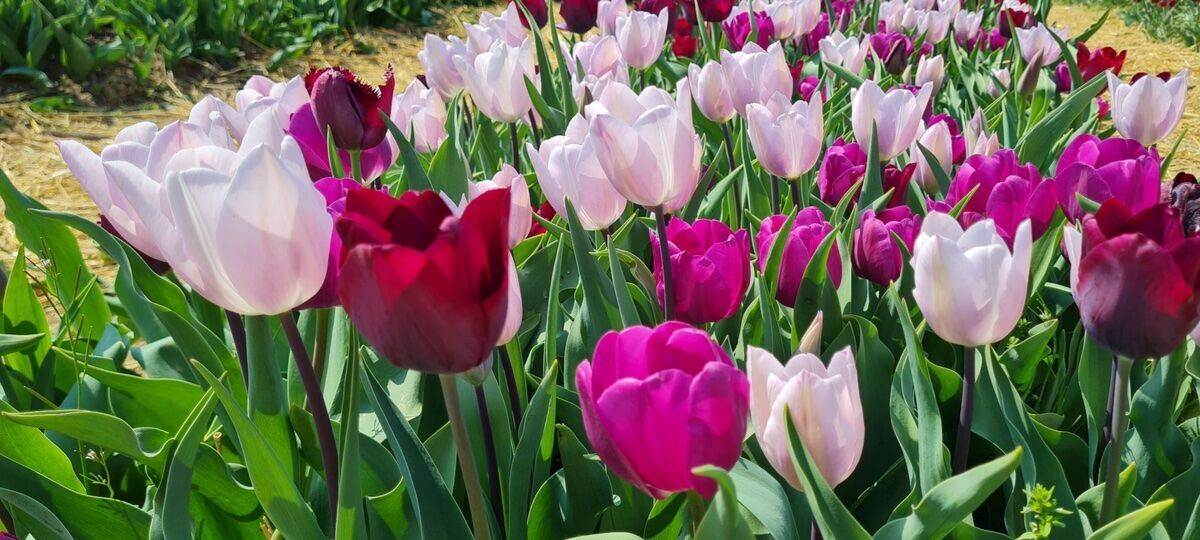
{"left": 37, "top": 0, "right": 1200, "bottom": 537}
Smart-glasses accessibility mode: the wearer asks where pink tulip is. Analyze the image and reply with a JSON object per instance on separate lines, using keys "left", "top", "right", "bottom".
{"left": 1107, "top": 69, "right": 1189, "bottom": 146}
{"left": 766, "top": 0, "right": 821, "bottom": 41}
{"left": 954, "top": 10, "right": 983, "bottom": 45}
{"left": 232, "top": 75, "right": 309, "bottom": 139}
{"left": 964, "top": 108, "right": 1000, "bottom": 158}
{"left": 819, "top": 31, "right": 869, "bottom": 75}
{"left": 687, "top": 61, "right": 737, "bottom": 124}
{"left": 455, "top": 40, "right": 536, "bottom": 123}
{"left": 720, "top": 43, "right": 793, "bottom": 116}
{"left": 1014, "top": 24, "right": 1064, "bottom": 66}
{"left": 649, "top": 218, "right": 751, "bottom": 324}
{"left": 576, "top": 322, "right": 750, "bottom": 499}
{"left": 419, "top": 34, "right": 470, "bottom": 100}
{"left": 1053, "top": 134, "right": 1161, "bottom": 221}
{"left": 389, "top": 79, "right": 448, "bottom": 154}
{"left": 597, "top": 0, "right": 629, "bottom": 34}
{"left": 466, "top": 4, "right": 529, "bottom": 53}
{"left": 526, "top": 116, "right": 627, "bottom": 231}
{"left": 468, "top": 164, "right": 533, "bottom": 248}
{"left": 916, "top": 10, "right": 952, "bottom": 44}
{"left": 747, "top": 346, "right": 864, "bottom": 490}
{"left": 615, "top": 9, "right": 670, "bottom": 69}
{"left": 563, "top": 35, "right": 628, "bottom": 82}
{"left": 853, "top": 207, "right": 921, "bottom": 285}
{"left": 851, "top": 80, "right": 932, "bottom": 161}
{"left": 746, "top": 92, "right": 824, "bottom": 180}
{"left": 910, "top": 120, "right": 954, "bottom": 192}
{"left": 756, "top": 209, "right": 841, "bottom": 307}
{"left": 585, "top": 81, "right": 701, "bottom": 211}
{"left": 915, "top": 55, "right": 945, "bottom": 94}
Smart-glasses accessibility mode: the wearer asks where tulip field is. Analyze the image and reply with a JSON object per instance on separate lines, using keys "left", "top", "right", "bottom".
{"left": 2, "top": 0, "right": 1200, "bottom": 538}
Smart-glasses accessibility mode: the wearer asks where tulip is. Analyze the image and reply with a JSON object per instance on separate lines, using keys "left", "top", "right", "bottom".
{"left": 910, "top": 120, "right": 954, "bottom": 192}
{"left": 988, "top": 67, "right": 1010, "bottom": 98}
{"left": 877, "top": 0, "right": 908, "bottom": 32}
{"left": 723, "top": 10, "right": 775, "bottom": 51}
{"left": 288, "top": 103, "right": 396, "bottom": 182}
{"left": 191, "top": 75, "right": 307, "bottom": 143}
{"left": 561, "top": 0, "right": 599, "bottom": 33}
{"left": 916, "top": 9, "right": 952, "bottom": 44}
{"left": 851, "top": 80, "right": 932, "bottom": 161}
{"left": 1076, "top": 43, "right": 1126, "bottom": 82}
{"left": 1014, "top": 24, "right": 1063, "bottom": 67}
{"left": 1075, "top": 200, "right": 1200, "bottom": 359}
{"left": 819, "top": 31, "right": 869, "bottom": 75}
{"left": 527, "top": 116, "right": 628, "bottom": 231}
{"left": 766, "top": 0, "right": 821, "bottom": 42}
{"left": 1106, "top": 69, "right": 1189, "bottom": 146}
{"left": 915, "top": 55, "right": 945, "bottom": 94}
{"left": 1167, "top": 172, "right": 1200, "bottom": 237}
{"left": 747, "top": 346, "right": 864, "bottom": 490}
{"left": 337, "top": 188, "right": 511, "bottom": 373}
{"left": 816, "top": 138, "right": 867, "bottom": 206}
{"left": 953, "top": 10, "right": 983, "bottom": 45}
{"left": 389, "top": 79, "right": 448, "bottom": 154}
{"left": 615, "top": 9, "right": 670, "bottom": 69}
{"left": 800, "top": 12, "right": 829, "bottom": 55}
{"left": 598, "top": 0, "right": 630, "bottom": 34}
{"left": 1053, "top": 134, "right": 1161, "bottom": 221}
{"left": 419, "top": 34, "right": 470, "bottom": 100}
{"left": 882, "top": 163, "right": 915, "bottom": 207}
{"left": 649, "top": 219, "right": 751, "bottom": 324}
{"left": 964, "top": 108, "right": 999, "bottom": 158}
{"left": 564, "top": 35, "right": 628, "bottom": 82}
{"left": 868, "top": 29, "right": 913, "bottom": 76}
{"left": 720, "top": 43, "right": 793, "bottom": 116}
{"left": 512, "top": 0, "right": 548, "bottom": 28}
{"left": 945, "top": 149, "right": 1055, "bottom": 245}
{"left": 853, "top": 207, "right": 921, "bottom": 285}
{"left": 795, "top": 75, "right": 821, "bottom": 102}
{"left": 997, "top": 0, "right": 1034, "bottom": 38}
{"left": 672, "top": 20, "right": 698, "bottom": 58}
{"left": 305, "top": 66, "right": 395, "bottom": 152}
{"left": 697, "top": 0, "right": 734, "bottom": 22}
{"left": 912, "top": 212, "right": 1032, "bottom": 347}
{"left": 688, "top": 61, "right": 737, "bottom": 123}
{"left": 455, "top": 40, "right": 536, "bottom": 124}
{"left": 746, "top": 92, "right": 824, "bottom": 180}
{"left": 756, "top": 209, "right": 841, "bottom": 307}
{"left": 468, "top": 164, "right": 533, "bottom": 248}
{"left": 301, "top": 177, "right": 368, "bottom": 310}
{"left": 466, "top": 6, "right": 529, "bottom": 56}
{"left": 576, "top": 322, "right": 750, "bottom": 499}
{"left": 928, "top": 113, "right": 967, "bottom": 163}
{"left": 585, "top": 81, "right": 701, "bottom": 212}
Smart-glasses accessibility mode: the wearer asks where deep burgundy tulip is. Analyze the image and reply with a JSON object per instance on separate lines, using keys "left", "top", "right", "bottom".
{"left": 672, "top": 18, "right": 698, "bottom": 58}
{"left": 649, "top": 218, "right": 751, "bottom": 325}
{"left": 1167, "top": 172, "right": 1200, "bottom": 237}
{"left": 1076, "top": 200, "right": 1200, "bottom": 359}
{"left": 853, "top": 207, "right": 921, "bottom": 285}
{"left": 301, "top": 177, "right": 369, "bottom": 310}
{"left": 756, "top": 209, "right": 841, "bottom": 307}
{"left": 1077, "top": 43, "right": 1126, "bottom": 82}
{"left": 869, "top": 28, "right": 913, "bottom": 76}
{"left": 305, "top": 66, "right": 395, "bottom": 151}
{"left": 576, "top": 322, "right": 750, "bottom": 499}
{"left": 817, "top": 139, "right": 867, "bottom": 206}
{"left": 513, "top": 0, "right": 549, "bottom": 28}
{"left": 1053, "top": 134, "right": 1161, "bottom": 221}
{"left": 998, "top": 0, "right": 1034, "bottom": 38}
{"left": 336, "top": 188, "right": 511, "bottom": 373}
{"left": 697, "top": 0, "right": 733, "bottom": 22}
{"left": 882, "top": 163, "right": 915, "bottom": 207}
{"left": 288, "top": 103, "right": 396, "bottom": 183}
{"left": 946, "top": 149, "right": 1056, "bottom": 245}
{"left": 561, "top": 0, "right": 599, "bottom": 33}
{"left": 723, "top": 11, "right": 776, "bottom": 51}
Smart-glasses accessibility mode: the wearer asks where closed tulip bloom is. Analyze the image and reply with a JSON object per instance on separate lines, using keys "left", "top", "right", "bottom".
{"left": 288, "top": 103, "right": 395, "bottom": 182}
{"left": 576, "top": 323, "right": 750, "bottom": 499}
{"left": 586, "top": 81, "right": 702, "bottom": 211}
{"left": 697, "top": 0, "right": 735, "bottom": 22}
{"left": 954, "top": 10, "right": 983, "bottom": 45}
{"left": 946, "top": 149, "right": 1055, "bottom": 244}
{"left": 468, "top": 164, "right": 533, "bottom": 248}
{"left": 747, "top": 92, "right": 824, "bottom": 180}
{"left": 747, "top": 346, "right": 864, "bottom": 490}
{"left": 964, "top": 108, "right": 1000, "bottom": 158}
{"left": 817, "top": 138, "right": 867, "bottom": 205}
{"left": 597, "top": 0, "right": 629, "bottom": 34}
{"left": 868, "top": 30, "right": 913, "bottom": 76}
{"left": 723, "top": 11, "right": 777, "bottom": 51}
{"left": 337, "top": 188, "right": 511, "bottom": 373}
{"left": 912, "top": 213, "right": 1032, "bottom": 347}
{"left": 419, "top": 34, "right": 470, "bottom": 100}
{"left": 456, "top": 40, "right": 536, "bottom": 123}
{"left": 915, "top": 55, "right": 945, "bottom": 94}
{"left": 1107, "top": 69, "right": 1189, "bottom": 146}
{"left": 688, "top": 61, "right": 737, "bottom": 123}
{"left": 1076, "top": 200, "right": 1200, "bottom": 358}
{"left": 756, "top": 209, "right": 842, "bottom": 307}
{"left": 766, "top": 0, "right": 821, "bottom": 41}
{"left": 512, "top": 0, "right": 549, "bottom": 28}
{"left": 853, "top": 207, "right": 921, "bottom": 285}
{"left": 916, "top": 10, "right": 952, "bottom": 44}
{"left": 389, "top": 79, "right": 448, "bottom": 154}
{"left": 527, "top": 116, "right": 627, "bottom": 230}
{"left": 564, "top": 35, "right": 628, "bottom": 82}
{"left": 560, "top": 0, "right": 599, "bottom": 33}
{"left": 910, "top": 120, "right": 954, "bottom": 192}
{"left": 851, "top": 80, "right": 932, "bottom": 161}
{"left": 1014, "top": 24, "right": 1064, "bottom": 66}
{"left": 819, "top": 31, "right": 869, "bottom": 75}
{"left": 302, "top": 177, "right": 368, "bottom": 310}
{"left": 649, "top": 219, "right": 751, "bottom": 324}
{"left": 305, "top": 66, "right": 395, "bottom": 151}
{"left": 616, "top": 9, "right": 670, "bottom": 69}
{"left": 1053, "top": 134, "right": 1161, "bottom": 221}
{"left": 997, "top": 0, "right": 1033, "bottom": 37}
{"left": 720, "top": 43, "right": 793, "bottom": 116}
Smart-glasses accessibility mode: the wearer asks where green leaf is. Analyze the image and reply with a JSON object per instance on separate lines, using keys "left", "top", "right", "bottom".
{"left": 694, "top": 466, "right": 752, "bottom": 540}
{"left": 2, "top": 409, "right": 169, "bottom": 468}
{"left": 1074, "top": 9, "right": 1110, "bottom": 43}
{"left": 244, "top": 316, "right": 296, "bottom": 481}
{"left": 887, "top": 286, "right": 947, "bottom": 494}
{"left": 55, "top": 351, "right": 203, "bottom": 434}
{"left": 2, "top": 248, "right": 49, "bottom": 407}
{"left": 729, "top": 459, "right": 800, "bottom": 540}
{"left": 0, "top": 400, "right": 84, "bottom": 492}
{"left": 427, "top": 133, "right": 471, "bottom": 202}
{"left": 606, "top": 236, "right": 641, "bottom": 327}
{"left": 0, "top": 333, "right": 45, "bottom": 356}
{"left": 382, "top": 110, "right": 432, "bottom": 191}
{"left": 1016, "top": 74, "right": 1107, "bottom": 168}
{"left": 859, "top": 123, "right": 883, "bottom": 209}
{"left": 823, "top": 61, "right": 864, "bottom": 88}
{"left": 0, "top": 454, "right": 151, "bottom": 540}
{"left": 153, "top": 388, "right": 218, "bottom": 540}
{"left": 508, "top": 362, "right": 560, "bottom": 540}
{"left": 335, "top": 342, "right": 367, "bottom": 540}
{"left": 1087, "top": 500, "right": 1174, "bottom": 540}
{"left": 784, "top": 405, "right": 871, "bottom": 540}
{"left": 564, "top": 200, "right": 617, "bottom": 333}
{"left": 0, "top": 487, "right": 72, "bottom": 540}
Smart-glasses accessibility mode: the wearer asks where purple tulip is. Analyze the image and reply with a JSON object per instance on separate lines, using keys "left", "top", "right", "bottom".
{"left": 650, "top": 218, "right": 751, "bottom": 325}
{"left": 853, "top": 207, "right": 921, "bottom": 285}
{"left": 800, "top": 13, "right": 830, "bottom": 56}
{"left": 305, "top": 67, "right": 394, "bottom": 151}
{"left": 1053, "top": 134, "right": 1162, "bottom": 221}
{"left": 946, "top": 149, "right": 1057, "bottom": 245}
{"left": 756, "top": 208, "right": 841, "bottom": 307}
{"left": 723, "top": 11, "right": 776, "bottom": 51}
{"left": 576, "top": 322, "right": 750, "bottom": 499}
{"left": 869, "top": 28, "right": 913, "bottom": 75}
{"left": 817, "top": 139, "right": 867, "bottom": 206}
{"left": 300, "top": 177, "right": 368, "bottom": 309}
{"left": 288, "top": 103, "right": 395, "bottom": 183}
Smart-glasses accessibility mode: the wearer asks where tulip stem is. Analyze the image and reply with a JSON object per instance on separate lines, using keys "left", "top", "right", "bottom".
{"left": 439, "top": 374, "right": 492, "bottom": 540}
{"left": 510, "top": 122, "right": 522, "bottom": 172}
{"left": 720, "top": 123, "right": 741, "bottom": 224}
{"left": 528, "top": 111, "right": 542, "bottom": 147}
{"left": 278, "top": 313, "right": 339, "bottom": 526}
{"left": 654, "top": 206, "right": 676, "bottom": 320}
{"left": 791, "top": 179, "right": 804, "bottom": 210}
{"left": 225, "top": 310, "right": 249, "bottom": 390}
{"left": 1102, "top": 354, "right": 1117, "bottom": 447}
{"left": 475, "top": 385, "right": 505, "bottom": 538}
{"left": 310, "top": 309, "right": 332, "bottom": 390}
{"left": 952, "top": 347, "right": 976, "bottom": 474}
{"left": 499, "top": 346, "right": 524, "bottom": 431}
{"left": 686, "top": 492, "right": 707, "bottom": 532}
{"left": 1100, "top": 356, "right": 1134, "bottom": 526}
{"left": 349, "top": 150, "right": 365, "bottom": 188}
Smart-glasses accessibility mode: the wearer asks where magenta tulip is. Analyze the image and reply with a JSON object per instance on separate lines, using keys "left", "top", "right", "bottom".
{"left": 853, "top": 207, "right": 921, "bottom": 285}
{"left": 756, "top": 209, "right": 841, "bottom": 307}
{"left": 817, "top": 139, "right": 867, "bottom": 206}
{"left": 723, "top": 11, "right": 775, "bottom": 51}
{"left": 301, "top": 177, "right": 369, "bottom": 309}
{"left": 336, "top": 189, "right": 511, "bottom": 373}
{"left": 649, "top": 218, "right": 751, "bottom": 324}
{"left": 946, "top": 149, "right": 1056, "bottom": 245}
{"left": 576, "top": 322, "right": 750, "bottom": 499}
{"left": 1053, "top": 134, "right": 1161, "bottom": 221}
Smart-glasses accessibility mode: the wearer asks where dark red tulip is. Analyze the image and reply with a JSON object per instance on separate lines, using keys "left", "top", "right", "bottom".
{"left": 696, "top": 0, "right": 733, "bottom": 22}
{"left": 336, "top": 189, "right": 511, "bottom": 373}
{"left": 527, "top": 201, "right": 557, "bottom": 238}
{"left": 513, "top": 0, "right": 549, "bottom": 28}
{"left": 1076, "top": 43, "right": 1126, "bottom": 82}
{"left": 560, "top": 0, "right": 599, "bottom": 33}
{"left": 672, "top": 17, "right": 698, "bottom": 58}
{"left": 1077, "top": 200, "right": 1200, "bottom": 359}
{"left": 305, "top": 66, "right": 395, "bottom": 152}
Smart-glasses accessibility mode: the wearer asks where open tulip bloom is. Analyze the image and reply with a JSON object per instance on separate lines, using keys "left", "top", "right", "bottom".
{"left": 30, "top": 1, "right": 1200, "bottom": 538}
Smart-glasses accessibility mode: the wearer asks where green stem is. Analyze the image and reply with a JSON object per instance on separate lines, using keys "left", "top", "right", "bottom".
{"left": 1099, "top": 356, "right": 1134, "bottom": 525}
{"left": 687, "top": 491, "right": 707, "bottom": 533}
{"left": 310, "top": 309, "right": 332, "bottom": 399}
{"left": 440, "top": 374, "right": 492, "bottom": 540}
{"left": 348, "top": 150, "right": 366, "bottom": 188}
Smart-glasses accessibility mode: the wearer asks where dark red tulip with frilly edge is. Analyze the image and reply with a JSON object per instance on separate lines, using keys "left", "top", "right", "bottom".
{"left": 305, "top": 66, "right": 395, "bottom": 151}
{"left": 1076, "top": 200, "right": 1200, "bottom": 359}
{"left": 336, "top": 188, "right": 511, "bottom": 373}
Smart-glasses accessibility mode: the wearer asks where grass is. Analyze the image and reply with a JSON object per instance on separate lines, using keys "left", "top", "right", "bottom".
{"left": 1067, "top": 0, "right": 1200, "bottom": 49}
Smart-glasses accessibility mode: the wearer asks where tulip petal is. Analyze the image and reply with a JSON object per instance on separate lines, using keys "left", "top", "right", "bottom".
{"left": 595, "top": 369, "right": 695, "bottom": 498}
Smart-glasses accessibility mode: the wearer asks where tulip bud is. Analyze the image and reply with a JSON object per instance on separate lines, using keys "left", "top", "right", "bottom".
{"left": 697, "top": 0, "right": 735, "bottom": 23}
{"left": 765, "top": 0, "right": 821, "bottom": 41}
{"left": 853, "top": 207, "right": 921, "bottom": 285}
{"left": 914, "top": 55, "right": 945, "bottom": 94}
{"left": 910, "top": 121, "right": 954, "bottom": 192}
{"left": 1017, "top": 52, "right": 1043, "bottom": 97}
{"left": 1106, "top": 69, "right": 1189, "bottom": 146}
{"left": 390, "top": 79, "right": 448, "bottom": 154}
{"left": 817, "top": 138, "right": 867, "bottom": 206}
{"left": 954, "top": 10, "right": 983, "bottom": 45}
{"left": 305, "top": 66, "right": 396, "bottom": 151}
{"left": 797, "top": 312, "right": 824, "bottom": 355}
{"left": 560, "top": 0, "right": 599, "bottom": 33}
{"left": 946, "top": 149, "right": 1055, "bottom": 245}
{"left": 723, "top": 11, "right": 776, "bottom": 52}
{"left": 419, "top": 34, "right": 469, "bottom": 100}
{"left": 819, "top": 31, "right": 868, "bottom": 75}
{"left": 1014, "top": 24, "right": 1063, "bottom": 66}
{"left": 720, "top": 43, "right": 793, "bottom": 116}
{"left": 512, "top": 0, "right": 548, "bottom": 28}
{"left": 616, "top": 9, "right": 670, "bottom": 69}
{"left": 688, "top": 61, "right": 737, "bottom": 124}
{"left": 649, "top": 218, "right": 752, "bottom": 325}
